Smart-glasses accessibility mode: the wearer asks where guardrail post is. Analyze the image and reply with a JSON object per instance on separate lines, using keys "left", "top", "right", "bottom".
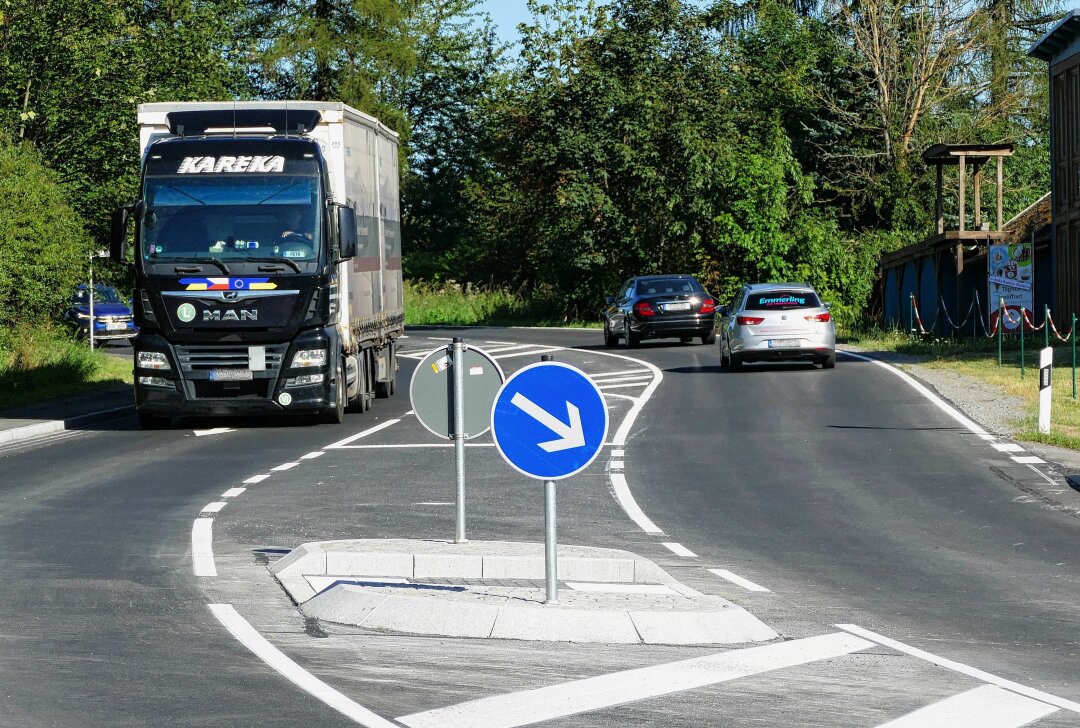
{"left": 1045, "top": 305, "right": 1051, "bottom": 349}
{"left": 1021, "top": 306, "right": 1026, "bottom": 377}
{"left": 909, "top": 294, "right": 914, "bottom": 335}
{"left": 1073, "top": 314, "right": 1077, "bottom": 401}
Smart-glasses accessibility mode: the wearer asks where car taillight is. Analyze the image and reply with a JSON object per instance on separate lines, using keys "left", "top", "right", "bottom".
{"left": 699, "top": 298, "right": 716, "bottom": 314}
{"left": 736, "top": 315, "right": 764, "bottom": 325}
{"left": 634, "top": 301, "right": 655, "bottom": 317}
{"left": 805, "top": 312, "right": 831, "bottom": 323}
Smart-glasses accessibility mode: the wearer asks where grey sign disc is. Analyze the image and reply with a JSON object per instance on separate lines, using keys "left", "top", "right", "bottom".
{"left": 409, "top": 345, "right": 505, "bottom": 439}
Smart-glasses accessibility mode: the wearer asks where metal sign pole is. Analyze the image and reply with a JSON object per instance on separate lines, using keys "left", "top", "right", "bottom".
{"left": 544, "top": 479, "right": 558, "bottom": 604}
{"left": 540, "top": 353, "right": 558, "bottom": 603}
{"left": 453, "top": 337, "right": 467, "bottom": 543}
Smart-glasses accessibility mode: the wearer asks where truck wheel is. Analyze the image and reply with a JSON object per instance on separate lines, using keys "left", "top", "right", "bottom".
{"left": 325, "top": 360, "right": 346, "bottom": 424}
{"left": 376, "top": 343, "right": 396, "bottom": 398}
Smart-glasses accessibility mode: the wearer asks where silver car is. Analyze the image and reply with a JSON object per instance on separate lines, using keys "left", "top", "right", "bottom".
{"left": 719, "top": 283, "right": 836, "bottom": 369}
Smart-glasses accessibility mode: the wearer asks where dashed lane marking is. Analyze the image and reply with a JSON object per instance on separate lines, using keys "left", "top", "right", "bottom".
{"left": 662, "top": 542, "right": 698, "bottom": 558}
{"left": 201, "top": 501, "right": 227, "bottom": 513}
{"left": 192, "top": 518, "right": 216, "bottom": 577}
{"left": 396, "top": 632, "right": 875, "bottom": 728}
{"left": 991, "top": 443, "right": 1025, "bottom": 452}
{"left": 1011, "top": 455, "right": 1046, "bottom": 464}
{"left": 271, "top": 462, "right": 300, "bottom": 471}
{"left": 708, "top": 568, "right": 771, "bottom": 593}
{"left": 194, "top": 427, "right": 234, "bottom": 437}
{"left": 221, "top": 488, "right": 246, "bottom": 498}
{"left": 300, "top": 451, "right": 324, "bottom": 460}
{"left": 244, "top": 474, "right": 271, "bottom": 484}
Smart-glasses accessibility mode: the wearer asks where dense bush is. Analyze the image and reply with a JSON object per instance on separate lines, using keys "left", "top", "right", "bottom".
{"left": 0, "top": 136, "right": 93, "bottom": 327}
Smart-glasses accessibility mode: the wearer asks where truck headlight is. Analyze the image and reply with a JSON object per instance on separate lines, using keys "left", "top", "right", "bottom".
{"left": 138, "top": 376, "right": 172, "bottom": 388}
{"left": 291, "top": 349, "right": 327, "bottom": 368}
{"left": 137, "top": 351, "right": 171, "bottom": 371}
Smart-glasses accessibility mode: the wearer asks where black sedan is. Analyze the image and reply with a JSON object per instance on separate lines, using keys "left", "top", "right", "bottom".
{"left": 603, "top": 275, "right": 718, "bottom": 348}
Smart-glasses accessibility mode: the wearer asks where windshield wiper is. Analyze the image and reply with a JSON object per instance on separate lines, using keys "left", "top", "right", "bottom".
{"left": 161, "top": 257, "right": 231, "bottom": 275}
{"left": 245, "top": 257, "right": 303, "bottom": 274}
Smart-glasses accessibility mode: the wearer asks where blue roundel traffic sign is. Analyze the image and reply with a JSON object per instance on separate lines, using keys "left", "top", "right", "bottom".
{"left": 491, "top": 362, "right": 608, "bottom": 480}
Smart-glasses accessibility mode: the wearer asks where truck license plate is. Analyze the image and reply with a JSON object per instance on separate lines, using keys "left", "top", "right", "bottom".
{"left": 209, "top": 368, "right": 254, "bottom": 382}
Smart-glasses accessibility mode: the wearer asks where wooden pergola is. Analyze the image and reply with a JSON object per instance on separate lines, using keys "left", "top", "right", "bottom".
{"left": 921, "top": 143, "right": 1015, "bottom": 273}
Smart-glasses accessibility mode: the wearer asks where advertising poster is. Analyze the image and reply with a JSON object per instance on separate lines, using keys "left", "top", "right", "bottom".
{"left": 988, "top": 243, "right": 1034, "bottom": 333}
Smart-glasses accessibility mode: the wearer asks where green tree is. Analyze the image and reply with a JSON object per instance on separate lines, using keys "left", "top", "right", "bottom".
{"left": 0, "top": 135, "right": 94, "bottom": 326}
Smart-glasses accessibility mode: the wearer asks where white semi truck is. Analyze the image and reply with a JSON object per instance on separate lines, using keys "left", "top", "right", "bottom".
{"left": 110, "top": 101, "right": 403, "bottom": 427}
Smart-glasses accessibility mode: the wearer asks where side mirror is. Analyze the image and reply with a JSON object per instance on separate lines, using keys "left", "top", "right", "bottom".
{"left": 824, "top": 302, "right": 833, "bottom": 311}
{"left": 336, "top": 204, "right": 358, "bottom": 261}
{"left": 604, "top": 295, "right": 614, "bottom": 306}
{"left": 110, "top": 206, "right": 132, "bottom": 262}
{"left": 719, "top": 306, "right": 728, "bottom": 317}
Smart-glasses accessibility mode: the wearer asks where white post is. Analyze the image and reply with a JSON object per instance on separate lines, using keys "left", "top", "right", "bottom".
{"left": 452, "top": 338, "right": 467, "bottom": 543}
{"left": 88, "top": 258, "right": 95, "bottom": 351}
{"left": 1039, "top": 347, "right": 1053, "bottom": 434}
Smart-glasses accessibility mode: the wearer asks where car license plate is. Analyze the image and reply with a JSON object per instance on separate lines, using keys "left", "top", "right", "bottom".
{"left": 663, "top": 302, "right": 691, "bottom": 312}
{"left": 209, "top": 368, "right": 253, "bottom": 382}
{"left": 768, "top": 338, "right": 801, "bottom": 348}
{"left": 106, "top": 323, "right": 127, "bottom": 331}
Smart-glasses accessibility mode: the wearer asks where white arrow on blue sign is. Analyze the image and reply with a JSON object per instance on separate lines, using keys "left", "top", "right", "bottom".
{"left": 490, "top": 361, "right": 609, "bottom": 480}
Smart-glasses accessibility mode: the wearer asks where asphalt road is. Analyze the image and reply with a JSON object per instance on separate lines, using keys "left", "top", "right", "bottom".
{"left": 2, "top": 327, "right": 1079, "bottom": 727}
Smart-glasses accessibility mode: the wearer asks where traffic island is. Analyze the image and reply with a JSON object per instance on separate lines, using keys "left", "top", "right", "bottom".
{"left": 270, "top": 539, "right": 779, "bottom": 645}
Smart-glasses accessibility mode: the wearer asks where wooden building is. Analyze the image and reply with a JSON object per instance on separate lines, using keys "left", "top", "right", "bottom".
{"left": 1031, "top": 10, "right": 1080, "bottom": 320}
{"left": 878, "top": 144, "right": 1052, "bottom": 334}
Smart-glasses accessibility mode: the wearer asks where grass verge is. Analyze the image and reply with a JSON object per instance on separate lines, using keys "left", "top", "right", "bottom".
{"left": 0, "top": 324, "right": 132, "bottom": 411}
{"left": 405, "top": 281, "right": 600, "bottom": 328}
{"left": 846, "top": 328, "right": 1080, "bottom": 449}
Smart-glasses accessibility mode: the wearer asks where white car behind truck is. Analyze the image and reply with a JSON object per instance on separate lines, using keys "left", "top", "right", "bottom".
{"left": 110, "top": 101, "right": 403, "bottom": 427}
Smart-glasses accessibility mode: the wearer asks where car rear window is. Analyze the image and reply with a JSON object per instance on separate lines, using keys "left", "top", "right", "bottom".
{"left": 637, "top": 279, "right": 703, "bottom": 295}
{"left": 745, "top": 290, "right": 821, "bottom": 310}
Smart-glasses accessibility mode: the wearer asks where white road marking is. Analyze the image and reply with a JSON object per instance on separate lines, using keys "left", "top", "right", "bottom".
{"left": 272, "top": 462, "right": 300, "bottom": 471}
{"left": 598, "top": 382, "right": 650, "bottom": 390}
{"left": 244, "top": 474, "right": 271, "bottom": 484}
{"left": 836, "top": 624, "right": 1080, "bottom": 714}
{"left": 589, "top": 369, "right": 652, "bottom": 379}
{"left": 838, "top": 352, "right": 987, "bottom": 435}
{"left": 601, "top": 392, "right": 639, "bottom": 403}
{"left": 202, "top": 501, "right": 227, "bottom": 513}
{"left": 600, "top": 352, "right": 664, "bottom": 446}
{"left": 492, "top": 347, "right": 562, "bottom": 360}
{"left": 192, "top": 518, "right": 216, "bottom": 577}
{"left": 1011, "top": 455, "right": 1046, "bottom": 464}
{"left": 708, "top": 568, "right": 771, "bottom": 593}
{"left": 325, "top": 419, "right": 401, "bottom": 449}
{"left": 609, "top": 460, "right": 624, "bottom": 470}
{"left": 565, "top": 582, "right": 678, "bottom": 595}
{"left": 221, "top": 488, "right": 246, "bottom": 498}
{"left": 992, "top": 443, "right": 1025, "bottom": 452}
{"left": 611, "top": 449, "right": 626, "bottom": 458}
{"left": 482, "top": 344, "right": 544, "bottom": 354}
{"left": 483, "top": 340, "right": 515, "bottom": 345}
{"left": 429, "top": 337, "right": 454, "bottom": 341}
{"left": 608, "top": 473, "right": 662, "bottom": 534}
{"left": 663, "top": 542, "right": 698, "bottom": 558}
{"left": 300, "top": 451, "right": 324, "bottom": 460}
{"left": 396, "top": 632, "right": 874, "bottom": 728}
{"left": 334, "top": 443, "right": 497, "bottom": 449}
{"left": 416, "top": 501, "right": 455, "bottom": 506}
{"left": 978, "top": 434, "right": 997, "bottom": 441}
{"left": 209, "top": 604, "right": 399, "bottom": 727}
{"left": 874, "top": 684, "right": 1057, "bottom": 727}
{"left": 194, "top": 427, "right": 235, "bottom": 436}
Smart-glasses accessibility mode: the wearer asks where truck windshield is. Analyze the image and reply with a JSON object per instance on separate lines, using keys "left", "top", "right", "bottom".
{"left": 140, "top": 175, "right": 322, "bottom": 268}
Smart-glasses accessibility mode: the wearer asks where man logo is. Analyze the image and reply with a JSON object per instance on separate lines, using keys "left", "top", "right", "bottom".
{"left": 177, "top": 303, "right": 196, "bottom": 323}
{"left": 203, "top": 309, "right": 257, "bottom": 322}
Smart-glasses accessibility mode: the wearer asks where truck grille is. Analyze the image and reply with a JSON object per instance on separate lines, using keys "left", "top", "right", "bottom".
{"left": 175, "top": 344, "right": 287, "bottom": 373}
